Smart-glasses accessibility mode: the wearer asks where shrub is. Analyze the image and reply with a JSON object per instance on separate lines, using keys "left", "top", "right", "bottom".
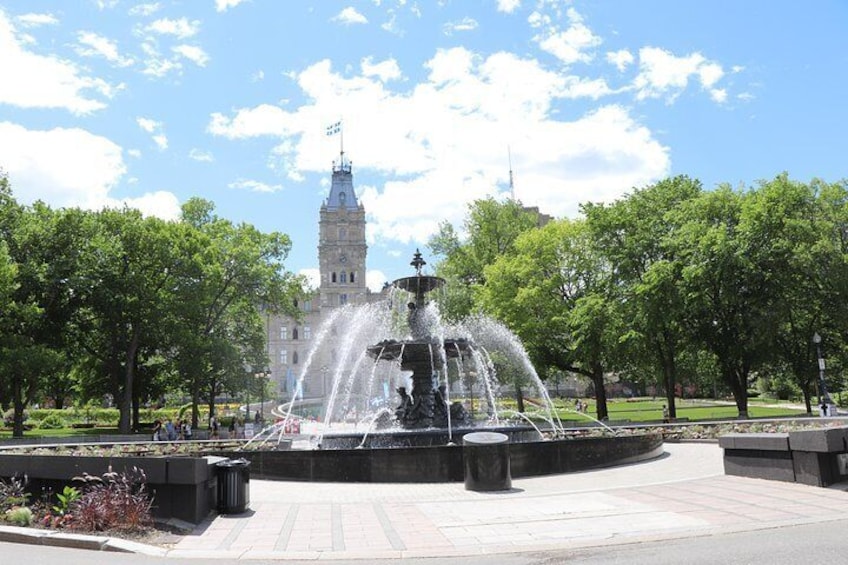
{"left": 5, "top": 506, "right": 33, "bottom": 527}
{"left": 2, "top": 408, "right": 28, "bottom": 427}
{"left": 36, "top": 413, "right": 67, "bottom": 429}
{"left": 0, "top": 475, "right": 29, "bottom": 511}
{"left": 70, "top": 467, "right": 153, "bottom": 533}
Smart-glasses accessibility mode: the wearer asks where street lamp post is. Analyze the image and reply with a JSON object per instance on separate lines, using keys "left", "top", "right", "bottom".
{"left": 813, "top": 333, "right": 832, "bottom": 415}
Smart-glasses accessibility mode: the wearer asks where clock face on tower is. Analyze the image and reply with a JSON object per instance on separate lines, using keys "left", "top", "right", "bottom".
{"left": 339, "top": 254, "right": 347, "bottom": 264}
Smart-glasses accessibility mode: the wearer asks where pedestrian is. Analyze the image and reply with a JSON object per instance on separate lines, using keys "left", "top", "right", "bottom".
{"left": 152, "top": 419, "right": 162, "bottom": 441}
{"left": 165, "top": 418, "right": 177, "bottom": 441}
{"left": 662, "top": 404, "right": 670, "bottom": 423}
{"left": 209, "top": 415, "right": 219, "bottom": 439}
{"left": 181, "top": 418, "right": 192, "bottom": 440}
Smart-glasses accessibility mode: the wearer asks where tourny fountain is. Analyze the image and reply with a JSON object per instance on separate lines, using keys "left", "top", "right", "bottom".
{"left": 241, "top": 251, "right": 663, "bottom": 482}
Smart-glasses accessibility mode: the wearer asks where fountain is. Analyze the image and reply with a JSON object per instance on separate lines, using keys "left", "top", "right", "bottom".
{"left": 242, "top": 251, "right": 663, "bottom": 481}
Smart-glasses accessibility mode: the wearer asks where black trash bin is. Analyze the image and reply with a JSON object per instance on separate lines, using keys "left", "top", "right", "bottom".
{"left": 216, "top": 458, "right": 251, "bottom": 514}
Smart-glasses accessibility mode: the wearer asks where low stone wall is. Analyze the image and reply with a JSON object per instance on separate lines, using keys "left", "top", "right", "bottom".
{"left": 0, "top": 453, "right": 222, "bottom": 524}
{"left": 720, "top": 426, "right": 848, "bottom": 487}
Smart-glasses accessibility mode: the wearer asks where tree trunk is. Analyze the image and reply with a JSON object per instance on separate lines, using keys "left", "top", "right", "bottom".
{"left": 12, "top": 375, "right": 24, "bottom": 438}
{"left": 514, "top": 382, "right": 525, "bottom": 413}
{"left": 118, "top": 330, "right": 141, "bottom": 433}
{"left": 592, "top": 363, "right": 609, "bottom": 421}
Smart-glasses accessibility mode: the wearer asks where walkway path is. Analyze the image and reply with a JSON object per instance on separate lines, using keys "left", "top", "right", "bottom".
{"left": 162, "top": 442, "right": 848, "bottom": 560}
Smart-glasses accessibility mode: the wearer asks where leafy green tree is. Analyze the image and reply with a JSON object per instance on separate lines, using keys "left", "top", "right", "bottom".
{"left": 479, "top": 219, "right": 618, "bottom": 420}
{"left": 428, "top": 198, "right": 538, "bottom": 321}
{"left": 173, "top": 198, "right": 304, "bottom": 427}
{"left": 584, "top": 176, "right": 702, "bottom": 418}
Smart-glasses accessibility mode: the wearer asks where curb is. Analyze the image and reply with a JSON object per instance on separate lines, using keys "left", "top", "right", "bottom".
{"left": 0, "top": 524, "right": 167, "bottom": 556}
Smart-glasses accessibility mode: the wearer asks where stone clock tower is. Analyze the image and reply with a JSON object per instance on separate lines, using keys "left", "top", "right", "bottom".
{"left": 318, "top": 152, "right": 368, "bottom": 308}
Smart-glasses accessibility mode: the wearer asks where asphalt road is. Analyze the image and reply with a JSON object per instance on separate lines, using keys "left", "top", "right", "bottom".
{"left": 4, "top": 517, "right": 846, "bottom": 564}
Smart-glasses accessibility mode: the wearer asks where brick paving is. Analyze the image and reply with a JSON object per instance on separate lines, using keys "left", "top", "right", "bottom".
{"left": 164, "top": 442, "right": 848, "bottom": 560}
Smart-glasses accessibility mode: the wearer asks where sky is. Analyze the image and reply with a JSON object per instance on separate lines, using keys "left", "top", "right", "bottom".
{"left": 1, "top": 1, "right": 847, "bottom": 291}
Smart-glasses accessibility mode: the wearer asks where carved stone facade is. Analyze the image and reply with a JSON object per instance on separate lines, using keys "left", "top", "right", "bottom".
{"left": 265, "top": 155, "right": 373, "bottom": 401}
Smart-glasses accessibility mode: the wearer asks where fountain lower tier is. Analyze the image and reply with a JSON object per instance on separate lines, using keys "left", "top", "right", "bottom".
{"left": 367, "top": 339, "right": 472, "bottom": 429}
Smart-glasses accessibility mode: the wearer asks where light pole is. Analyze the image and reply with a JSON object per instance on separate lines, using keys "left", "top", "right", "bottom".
{"left": 813, "top": 332, "right": 832, "bottom": 415}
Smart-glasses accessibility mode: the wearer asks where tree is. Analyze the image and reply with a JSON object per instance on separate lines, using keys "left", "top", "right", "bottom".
{"left": 428, "top": 198, "right": 538, "bottom": 320}
{"left": 172, "top": 198, "right": 304, "bottom": 428}
{"left": 479, "top": 219, "right": 618, "bottom": 420}
{"left": 584, "top": 176, "right": 702, "bottom": 418}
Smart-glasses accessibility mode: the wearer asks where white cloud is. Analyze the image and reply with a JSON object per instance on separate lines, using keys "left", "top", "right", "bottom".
{"left": 299, "top": 268, "right": 320, "bottom": 290}
{"left": 0, "top": 121, "right": 114, "bottom": 206}
{"left": 606, "top": 49, "right": 633, "bottom": 72}
{"left": 145, "top": 17, "right": 200, "bottom": 39}
{"left": 361, "top": 57, "right": 401, "bottom": 82}
{"left": 533, "top": 7, "right": 601, "bottom": 65}
{"left": 443, "top": 17, "right": 478, "bottom": 35}
{"left": 172, "top": 44, "right": 209, "bottom": 67}
{"left": 216, "top": 0, "right": 248, "bottom": 12}
{"left": 16, "top": 13, "right": 58, "bottom": 27}
{"left": 228, "top": 179, "right": 283, "bottom": 193}
{"left": 366, "top": 270, "right": 387, "bottom": 292}
{"left": 208, "top": 49, "right": 669, "bottom": 246}
{"left": 136, "top": 117, "right": 168, "bottom": 150}
{"left": 76, "top": 31, "right": 134, "bottom": 67}
{"left": 633, "top": 46, "right": 726, "bottom": 103}
{"left": 333, "top": 7, "right": 368, "bottom": 25}
{"left": 710, "top": 88, "right": 727, "bottom": 103}
{"left": 129, "top": 3, "right": 161, "bottom": 17}
{"left": 188, "top": 148, "right": 213, "bottom": 162}
{"left": 496, "top": 0, "right": 521, "bottom": 14}
{"left": 0, "top": 11, "right": 112, "bottom": 114}
{"left": 118, "top": 191, "right": 181, "bottom": 221}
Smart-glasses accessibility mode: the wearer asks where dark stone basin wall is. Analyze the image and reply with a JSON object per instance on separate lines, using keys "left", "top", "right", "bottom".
{"left": 223, "top": 433, "right": 663, "bottom": 483}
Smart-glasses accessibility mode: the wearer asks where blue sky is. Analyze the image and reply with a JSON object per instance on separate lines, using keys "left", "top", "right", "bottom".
{"left": 1, "top": 1, "right": 847, "bottom": 290}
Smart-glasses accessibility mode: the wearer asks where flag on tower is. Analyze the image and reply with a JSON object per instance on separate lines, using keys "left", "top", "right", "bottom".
{"left": 326, "top": 121, "right": 342, "bottom": 136}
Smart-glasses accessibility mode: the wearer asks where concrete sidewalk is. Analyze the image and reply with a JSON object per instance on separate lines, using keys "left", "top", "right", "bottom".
{"left": 159, "top": 442, "right": 848, "bottom": 560}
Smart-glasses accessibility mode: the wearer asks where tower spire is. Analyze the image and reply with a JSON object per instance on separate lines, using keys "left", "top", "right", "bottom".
{"left": 508, "top": 145, "right": 515, "bottom": 201}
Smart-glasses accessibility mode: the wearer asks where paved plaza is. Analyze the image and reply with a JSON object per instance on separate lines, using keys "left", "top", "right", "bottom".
{"left": 156, "top": 442, "right": 848, "bottom": 560}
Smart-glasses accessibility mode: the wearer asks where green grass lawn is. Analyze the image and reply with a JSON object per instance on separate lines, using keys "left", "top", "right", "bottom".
{"left": 550, "top": 398, "right": 808, "bottom": 423}
{"left": 0, "top": 427, "right": 122, "bottom": 439}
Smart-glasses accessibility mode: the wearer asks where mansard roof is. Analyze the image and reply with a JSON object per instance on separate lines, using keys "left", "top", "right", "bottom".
{"left": 323, "top": 153, "right": 361, "bottom": 211}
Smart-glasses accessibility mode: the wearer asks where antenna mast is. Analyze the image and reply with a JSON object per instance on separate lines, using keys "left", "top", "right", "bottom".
{"left": 508, "top": 145, "right": 515, "bottom": 200}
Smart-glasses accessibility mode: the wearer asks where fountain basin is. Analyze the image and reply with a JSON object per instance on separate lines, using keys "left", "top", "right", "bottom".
{"left": 226, "top": 432, "right": 663, "bottom": 483}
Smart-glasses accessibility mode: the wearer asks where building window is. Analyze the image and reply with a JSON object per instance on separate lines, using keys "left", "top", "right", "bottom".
{"left": 339, "top": 191, "right": 346, "bottom": 206}
{"left": 293, "top": 351, "right": 299, "bottom": 364}
{"left": 304, "top": 326, "right": 311, "bottom": 340}
{"left": 280, "top": 326, "right": 287, "bottom": 340}
{"left": 340, "top": 293, "right": 348, "bottom": 305}
{"left": 340, "top": 272, "right": 347, "bottom": 284}
{"left": 332, "top": 272, "right": 337, "bottom": 283}
{"left": 350, "top": 271, "right": 355, "bottom": 283}
{"left": 339, "top": 227, "right": 347, "bottom": 240}
{"left": 292, "top": 327, "right": 299, "bottom": 340}
{"left": 280, "top": 350, "right": 288, "bottom": 365}
{"left": 293, "top": 298, "right": 298, "bottom": 309}
{"left": 303, "top": 300, "right": 312, "bottom": 312}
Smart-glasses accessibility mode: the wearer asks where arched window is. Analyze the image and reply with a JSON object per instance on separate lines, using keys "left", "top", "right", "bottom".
{"left": 340, "top": 293, "right": 348, "bottom": 305}
{"left": 340, "top": 272, "right": 347, "bottom": 283}
{"left": 292, "top": 351, "right": 299, "bottom": 364}
{"left": 292, "top": 327, "right": 299, "bottom": 340}
{"left": 350, "top": 272, "right": 355, "bottom": 283}
{"left": 293, "top": 298, "right": 299, "bottom": 309}
{"left": 339, "top": 191, "right": 346, "bottom": 206}
{"left": 332, "top": 272, "right": 337, "bottom": 283}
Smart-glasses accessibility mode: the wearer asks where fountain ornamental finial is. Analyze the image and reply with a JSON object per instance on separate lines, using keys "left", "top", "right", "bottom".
{"left": 410, "top": 249, "right": 426, "bottom": 275}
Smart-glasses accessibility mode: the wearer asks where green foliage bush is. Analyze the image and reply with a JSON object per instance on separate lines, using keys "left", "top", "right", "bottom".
{"left": 36, "top": 413, "right": 67, "bottom": 429}
{"left": 4, "top": 506, "right": 33, "bottom": 526}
